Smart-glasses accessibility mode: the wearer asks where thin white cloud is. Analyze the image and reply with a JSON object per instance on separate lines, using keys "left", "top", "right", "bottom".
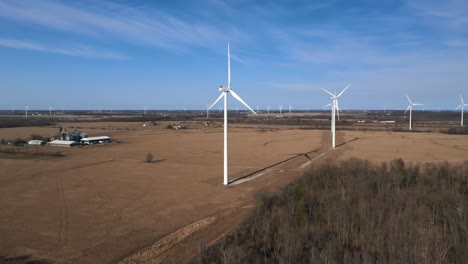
{"left": 0, "top": 38, "right": 126, "bottom": 59}
{"left": 445, "top": 40, "right": 468, "bottom": 47}
{"left": 0, "top": 0, "right": 248, "bottom": 51}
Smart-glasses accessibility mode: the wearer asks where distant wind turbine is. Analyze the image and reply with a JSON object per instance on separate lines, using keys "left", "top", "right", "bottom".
{"left": 456, "top": 95, "right": 468, "bottom": 126}
{"left": 207, "top": 44, "right": 257, "bottom": 185}
{"left": 322, "top": 84, "right": 350, "bottom": 148}
{"left": 404, "top": 95, "right": 423, "bottom": 130}
{"left": 49, "top": 106, "right": 52, "bottom": 116}
{"left": 279, "top": 104, "right": 283, "bottom": 116}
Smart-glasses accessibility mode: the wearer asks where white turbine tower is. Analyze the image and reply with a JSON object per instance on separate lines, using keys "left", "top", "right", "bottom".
{"left": 25, "top": 105, "right": 29, "bottom": 118}
{"left": 267, "top": 105, "right": 270, "bottom": 115}
{"left": 456, "top": 95, "right": 468, "bottom": 126}
{"left": 205, "top": 104, "right": 210, "bottom": 118}
{"left": 279, "top": 104, "right": 283, "bottom": 116}
{"left": 404, "top": 95, "right": 423, "bottom": 130}
{"left": 289, "top": 105, "right": 292, "bottom": 115}
{"left": 49, "top": 106, "right": 52, "bottom": 115}
{"left": 322, "top": 84, "right": 350, "bottom": 148}
{"left": 208, "top": 44, "right": 257, "bottom": 185}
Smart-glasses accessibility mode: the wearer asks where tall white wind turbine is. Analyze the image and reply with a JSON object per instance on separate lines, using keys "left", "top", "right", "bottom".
{"left": 279, "top": 104, "right": 283, "bottom": 116}
{"left": 25, "top": 105, "right": 28, "bottom": 118}
{"left": 208, "top": 44, "right": 257, "bottom": 185}
{"left": 322, "top": 84, "right": 350, "bottom": 148}
{"left": 456, "top": 95, "right": 468, "bottom": 126}
{"left": 404, "top": 95, "right": 423, "bottom": 130}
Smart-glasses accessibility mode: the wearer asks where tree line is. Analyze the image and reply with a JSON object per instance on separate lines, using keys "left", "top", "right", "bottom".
{"left": 193, "top": 158, "right": 468, "bottom": 264}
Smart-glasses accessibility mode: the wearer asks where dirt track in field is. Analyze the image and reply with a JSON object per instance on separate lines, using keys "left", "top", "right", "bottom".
{"left": 0, "top": 122, "right": 467, "bottom": 263}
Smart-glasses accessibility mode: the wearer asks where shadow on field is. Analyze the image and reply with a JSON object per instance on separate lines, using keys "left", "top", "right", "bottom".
{"left": 229, "top": 148, "right": 320, "bottom": 185}
{"left": 0, "top": 255, "right": 48, "bottom": 264}
{"left": 148, "top": 159, "right": 166, "bottom": 163}
{"left": 335, "top": 137, "right": 359, "bottom": 148}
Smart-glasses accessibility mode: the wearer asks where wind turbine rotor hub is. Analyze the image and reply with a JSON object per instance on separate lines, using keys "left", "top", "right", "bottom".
{"left": 219, "top": 86, "right": 230, "bottom": 92}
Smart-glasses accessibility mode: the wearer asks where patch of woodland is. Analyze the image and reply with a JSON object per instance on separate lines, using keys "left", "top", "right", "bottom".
{"left": 0, "top": 147, "right": 66, "bottom": 159}
{"left": 193, "top": 158, "right": 468, "bottom": 264}
{"left": 0, "top": 117, "right": 54, "bottom": 128}
{"left": 446, "top": 126, "right": 468, "bottom": 135}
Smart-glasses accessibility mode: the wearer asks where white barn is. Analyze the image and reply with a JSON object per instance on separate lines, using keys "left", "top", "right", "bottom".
{"left": 80, "top": 136, "right": 111, "bottom": 145}
{"left": 48, "top": 140, "right": 80, "bottom": 147}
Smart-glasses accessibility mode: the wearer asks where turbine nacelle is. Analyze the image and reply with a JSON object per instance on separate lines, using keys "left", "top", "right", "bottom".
{"left": 219, "top": 85, "right": 230, "bottom": 92}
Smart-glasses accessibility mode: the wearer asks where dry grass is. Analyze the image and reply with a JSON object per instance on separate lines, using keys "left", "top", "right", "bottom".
{"left": 1, "top": 121, "right": 468, "bottom": 263}
{"left": 194, "top": 158, "right": 468, "bottom": 264}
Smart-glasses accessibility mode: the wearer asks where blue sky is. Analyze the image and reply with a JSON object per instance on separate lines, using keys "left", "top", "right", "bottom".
{"left": 0, "top": 0, "right": 467, "bottom": 110}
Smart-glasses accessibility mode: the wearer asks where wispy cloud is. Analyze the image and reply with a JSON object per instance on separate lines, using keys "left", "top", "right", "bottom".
{"left": 0, "top": 0, "right": 248, "bottom": 52}
{"left": 445, "top": 40, "right": 468, "bottom": 47}
{"left": 0, "top": 38, "right": 126, "bottom": 59}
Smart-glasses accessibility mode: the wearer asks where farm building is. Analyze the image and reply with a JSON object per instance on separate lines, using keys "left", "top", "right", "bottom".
{"left": 80, "top": 136, "right": 110, "bottom": 145}
{"left": 48, "top": 140, "right": 80, "bottom": 147}
{"left": 28, "top": 140, "right": 45, "bottom": 145}
{"left": 58, "top": 127, "right": 88, "bottom": 142}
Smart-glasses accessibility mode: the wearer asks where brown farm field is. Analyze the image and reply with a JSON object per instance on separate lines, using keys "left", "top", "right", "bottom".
{"left": 0, "top": 121, "right": 467, "bottom": 263}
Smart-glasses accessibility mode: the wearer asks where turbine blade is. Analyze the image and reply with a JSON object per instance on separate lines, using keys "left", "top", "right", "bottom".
{"left": 322, "top": 103, "right": 332, "bottom": 108}
{"left": 406, "top": 94, "right": 412, "bottom": 104}
{"left": 456, "top": 104, "right": 462, "bottom": 110}
{"left": 321, "top": 88, "right": 335, "bottom": 97}
{"left": 337, "top": 83, "right": 351, "bottom": 97}
{"left": 336, "top": 105, "right": 343, "bottom": 113}
{"left": 404, "top": 105, "right": 411, "bottom": 114}
{"left": 461, "top": 95, "right": 464, "bottom": 104}
{"left": 208, "top": 93, "right": 224, "bottom": 110}
{"left": 335, "top": 101, "right": 343, "bottom": 120}
{"left": 230, "top": 89, "right": 257, "bottom": 115}
{"left": 228, "top": 44, "right": 231, "bottom": 88}
{"left": 412, "top": 103, "right": 423, "bottom": 106}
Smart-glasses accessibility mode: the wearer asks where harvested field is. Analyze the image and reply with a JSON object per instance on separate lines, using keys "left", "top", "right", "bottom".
{"left": 0, "top": 122, "right": 467, "bottom": 263}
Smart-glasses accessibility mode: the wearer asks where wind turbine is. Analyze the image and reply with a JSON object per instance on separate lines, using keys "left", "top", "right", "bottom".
{"left": 49, "top": 106, "right": 52, "bottom": 116}
{"left": 322, "top": 84, "right": 350, "bottom": 148}
{"left": 279, "top": 104, "right": 283, "bottom": 116}
{"left": 456, "top": 95, "right": 468, "bottom": 126}
{"left": 404, "top": 95, "right": 423, "bottom": 130}
{"left": 25, "top": 105, "right": 28, "bottom": 118}
{"left": 144, "top": 106, "right": 147, "bottom": 115}
{"left": 267, "top": 105, "right": 270, "bottom": 115}
{"left": 208, "top": 44, "right": 257, "bottom": 185}
{"left": 289, "top": 105, "right": 292, "bottom": 115}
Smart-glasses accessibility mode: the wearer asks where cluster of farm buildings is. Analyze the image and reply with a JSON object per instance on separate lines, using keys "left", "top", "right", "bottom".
{"left": 28, "top": 127, "right": 111, "bottom": 147}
